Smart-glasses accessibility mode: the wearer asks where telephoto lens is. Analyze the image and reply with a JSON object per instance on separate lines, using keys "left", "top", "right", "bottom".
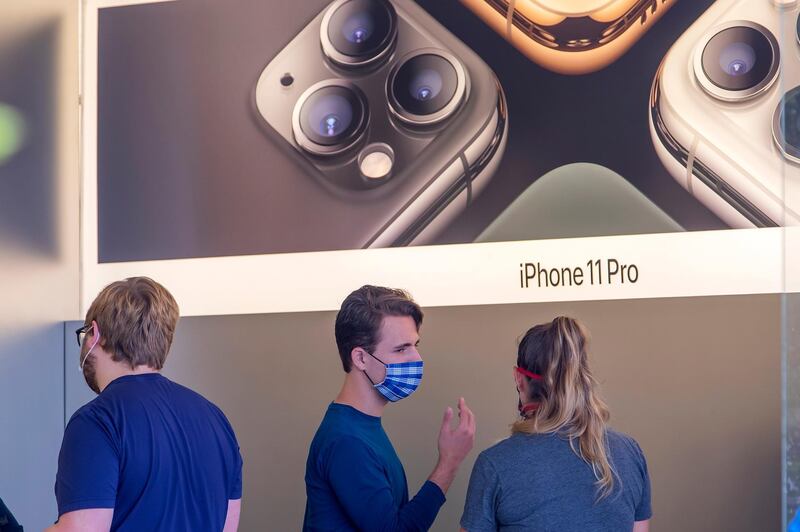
{"left": 321, "top": 0, "right": 398, "bottom": 68}
{"left": 387, "top": 50, "right": 467, "bottom": 127}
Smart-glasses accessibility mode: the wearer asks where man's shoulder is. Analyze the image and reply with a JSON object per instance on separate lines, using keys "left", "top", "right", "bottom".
{"left": 310, "top": 409, "right": 377, "bottom": 458}
{"left": 308, "top": 429, "right": 381, "bottom": 482}
{"left": 77, "top": 376, "right": 231, "bottom": 432}
{"left": 99, "top": 374, "right": 217, "bottom": 411}
{"left": 312, "top": 415, "right": 367, "bottom": 449}
{"left": 163, "top": 376, "right": 217, "bottom": 406}
{"left": 67, "top": 395, "right": 112, "bottom": 429}
{"left": 162, "top": 378, "right": 234, "bottom": 429}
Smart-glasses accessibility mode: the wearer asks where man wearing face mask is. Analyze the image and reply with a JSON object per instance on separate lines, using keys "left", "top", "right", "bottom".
{"left": 47, "top": 277, "right": 242, "bottom": 532}
{"left": 303, "top": 285, "right": 476, "bottom": 531}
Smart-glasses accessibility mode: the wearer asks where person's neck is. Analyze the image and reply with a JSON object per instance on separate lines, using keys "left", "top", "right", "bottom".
{"left": 334, "top": 371, "right": 388, "bottom": 417}
{"left": 98, "top": 364, "right": 159, "bottom": 393}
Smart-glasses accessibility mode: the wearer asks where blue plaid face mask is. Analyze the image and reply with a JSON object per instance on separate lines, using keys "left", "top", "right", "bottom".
{"left": 365, "top": 352, "right": 424, "bottom": 402}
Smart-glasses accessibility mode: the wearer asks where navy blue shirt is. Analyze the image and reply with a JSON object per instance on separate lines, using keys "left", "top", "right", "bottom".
{"left": 304, "top": 403, "right": 446, "bottom": 531}
{"left": 461, "top": 430, "right": 651, "bottom": 532}
{"left": 55, "top": 373, "right": 242, "bottom": 531}
{"left": 0, "top": 497, "right": 23, "bottom": 532}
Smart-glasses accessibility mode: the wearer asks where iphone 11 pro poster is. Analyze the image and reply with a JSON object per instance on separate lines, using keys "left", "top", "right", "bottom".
{"left": 81, "top": 0, "right": 796, "bottom": 317}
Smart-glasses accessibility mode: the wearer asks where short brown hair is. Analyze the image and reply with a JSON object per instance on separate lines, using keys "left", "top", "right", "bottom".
{"left": 334, "top": 285, "right": 423, "bottom": 372}
{"left": 84, "top": 276, "right": 179, "bottom": 369}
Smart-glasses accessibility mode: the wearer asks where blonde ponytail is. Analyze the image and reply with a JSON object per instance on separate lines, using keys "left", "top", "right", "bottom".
{"left": 512, "top": 317, "right": 615, "bottom": 499}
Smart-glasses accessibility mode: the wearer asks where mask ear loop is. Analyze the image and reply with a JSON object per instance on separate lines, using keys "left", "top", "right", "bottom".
{"left": 519, "top": 402, "right": 541, "bottom": 416}
{"left": 362, "top": 350, "right": 388, "bottom": 386}
{"left": 80, "top": 324, "right": 100, "bottom": 370}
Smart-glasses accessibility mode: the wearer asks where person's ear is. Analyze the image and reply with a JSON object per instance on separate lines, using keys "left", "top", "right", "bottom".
{"left": 91, "top": 320, "right": 105, "bottom": 348}
{"left": 511, "top": 368, "right": 525, "bottom": 390}
{"left": 350, "top": 347, "right": 368, "bottom": 371}
{"left": 513, "top": 368, "right": 526, "bottom": 393}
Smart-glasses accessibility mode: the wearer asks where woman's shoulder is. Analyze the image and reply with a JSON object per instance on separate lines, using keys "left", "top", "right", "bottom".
{"left": 606, "top": 429, "right": 647, "bottom": 460}
{"left": 606, "top": 428, "right": 640, "bottom": 445}
{"left": 476, "top": 432, "right": 560, "bottom": 464}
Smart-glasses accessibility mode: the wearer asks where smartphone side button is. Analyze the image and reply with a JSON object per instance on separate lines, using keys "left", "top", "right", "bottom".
{"left": 368, "top": 158, "right": 465, "bottom": 248}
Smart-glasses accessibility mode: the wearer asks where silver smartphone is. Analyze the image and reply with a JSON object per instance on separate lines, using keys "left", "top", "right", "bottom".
{"left": 649, "top": 0, "right": 800, "bottom": 228}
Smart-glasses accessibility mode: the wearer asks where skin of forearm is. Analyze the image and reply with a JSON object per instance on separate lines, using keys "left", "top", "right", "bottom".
{"left": 427, "top": 457, "right": 460, "bottom": 494}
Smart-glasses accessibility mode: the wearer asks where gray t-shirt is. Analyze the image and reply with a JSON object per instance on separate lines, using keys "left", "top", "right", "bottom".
{"left": 460, "top": 430, "right": 651, "bottom": 532}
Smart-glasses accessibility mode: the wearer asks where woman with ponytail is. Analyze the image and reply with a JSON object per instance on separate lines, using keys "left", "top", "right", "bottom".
{"left": 460, "top": 317, "right": 651, "bottom": 532}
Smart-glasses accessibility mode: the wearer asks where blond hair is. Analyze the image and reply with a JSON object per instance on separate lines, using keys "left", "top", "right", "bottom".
{"left": 84, "top": 276, "right": 179, "bottom": 369}
{"left": 512, "top": 316, "right": 615, "bottom": 499}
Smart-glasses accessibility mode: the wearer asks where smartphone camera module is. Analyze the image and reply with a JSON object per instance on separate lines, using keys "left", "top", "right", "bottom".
{"left": 388, "top": 50, "right": 467, "bottom": 127}
{"left": 321, "top": 0, "right": 398, "bottom": 69}
{"left": 292, "top": 80, "right": 369, "bottom": 155}
{"left": 772, "top": 85, "right": 800, "bottom": 164}
{"left": 694, "top": 21, "right": 779, "bottom": 101}
{"left": 255, "top": 0, "right": 506, "bottom": 224}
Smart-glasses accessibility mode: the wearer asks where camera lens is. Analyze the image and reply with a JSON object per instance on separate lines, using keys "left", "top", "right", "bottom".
{"left": 718, "top": 42, "right": 755, "bottom": 77}
{"left": 343, "top": 13, "right": 371, "bottom": 44}
{"left": 409, "top": 69, "right": 443, "bottom": 102}
{"left": 388, "top": 50, "right": 467, "bottom": 127}
{"left": 292, "top": 81, "right": 368, "bottom": 155}
{"left": 695, "top": 22, "right": 779, "bottom": 101}
{"left": 321, "top": 0, "right": 397, "bottom": 68}
{"left": 773, "top": 86, "right": 800, "bottom": 163}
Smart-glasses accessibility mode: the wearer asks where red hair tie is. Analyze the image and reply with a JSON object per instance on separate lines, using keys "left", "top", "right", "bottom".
{"left": 515, "top": 366, "right": 543, "bottom": 381}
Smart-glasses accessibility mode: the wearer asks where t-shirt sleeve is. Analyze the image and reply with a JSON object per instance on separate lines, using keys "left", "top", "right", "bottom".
{"left": 55, "top": 410, "right": 119, "bottom": 515}
{"left": 460, "top": 452, "right": 500, "bottom": 532}
{"left": 213, "top": 405, "right": 243, "bottom": 501}
{"left": 325, "top": 436, "right": 445, "bottom": 531}
{"left": 633, "top": 440, "right": 652, "bottom": 521}
{"left": 229, "top": 443, "right": 243, "bottom": 500}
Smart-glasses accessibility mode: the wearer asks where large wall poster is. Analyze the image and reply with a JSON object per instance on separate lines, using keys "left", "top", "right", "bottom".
{"left": 81, "top": 0, "right": 796, "bottom": 314}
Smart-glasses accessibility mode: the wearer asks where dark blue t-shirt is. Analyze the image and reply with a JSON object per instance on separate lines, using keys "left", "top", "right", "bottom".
{"left": 0, "top": 496, "right": 23, "bottom": 532}
{"left": 461, "top": 430, "right": 651, "bottom": 532}
{"left": 55, "top": 373, "right": 242, "bottom": 531}
{"left": 304, "top": 403, "right": 446, "bottom": 531}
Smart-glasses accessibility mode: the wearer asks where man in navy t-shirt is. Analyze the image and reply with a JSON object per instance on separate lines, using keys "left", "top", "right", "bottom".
{"left": 303, "top": 285, "right": 476, "bottom": 531}
{"left": 47, "top": 277, "right": 243, "bottom": 532}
